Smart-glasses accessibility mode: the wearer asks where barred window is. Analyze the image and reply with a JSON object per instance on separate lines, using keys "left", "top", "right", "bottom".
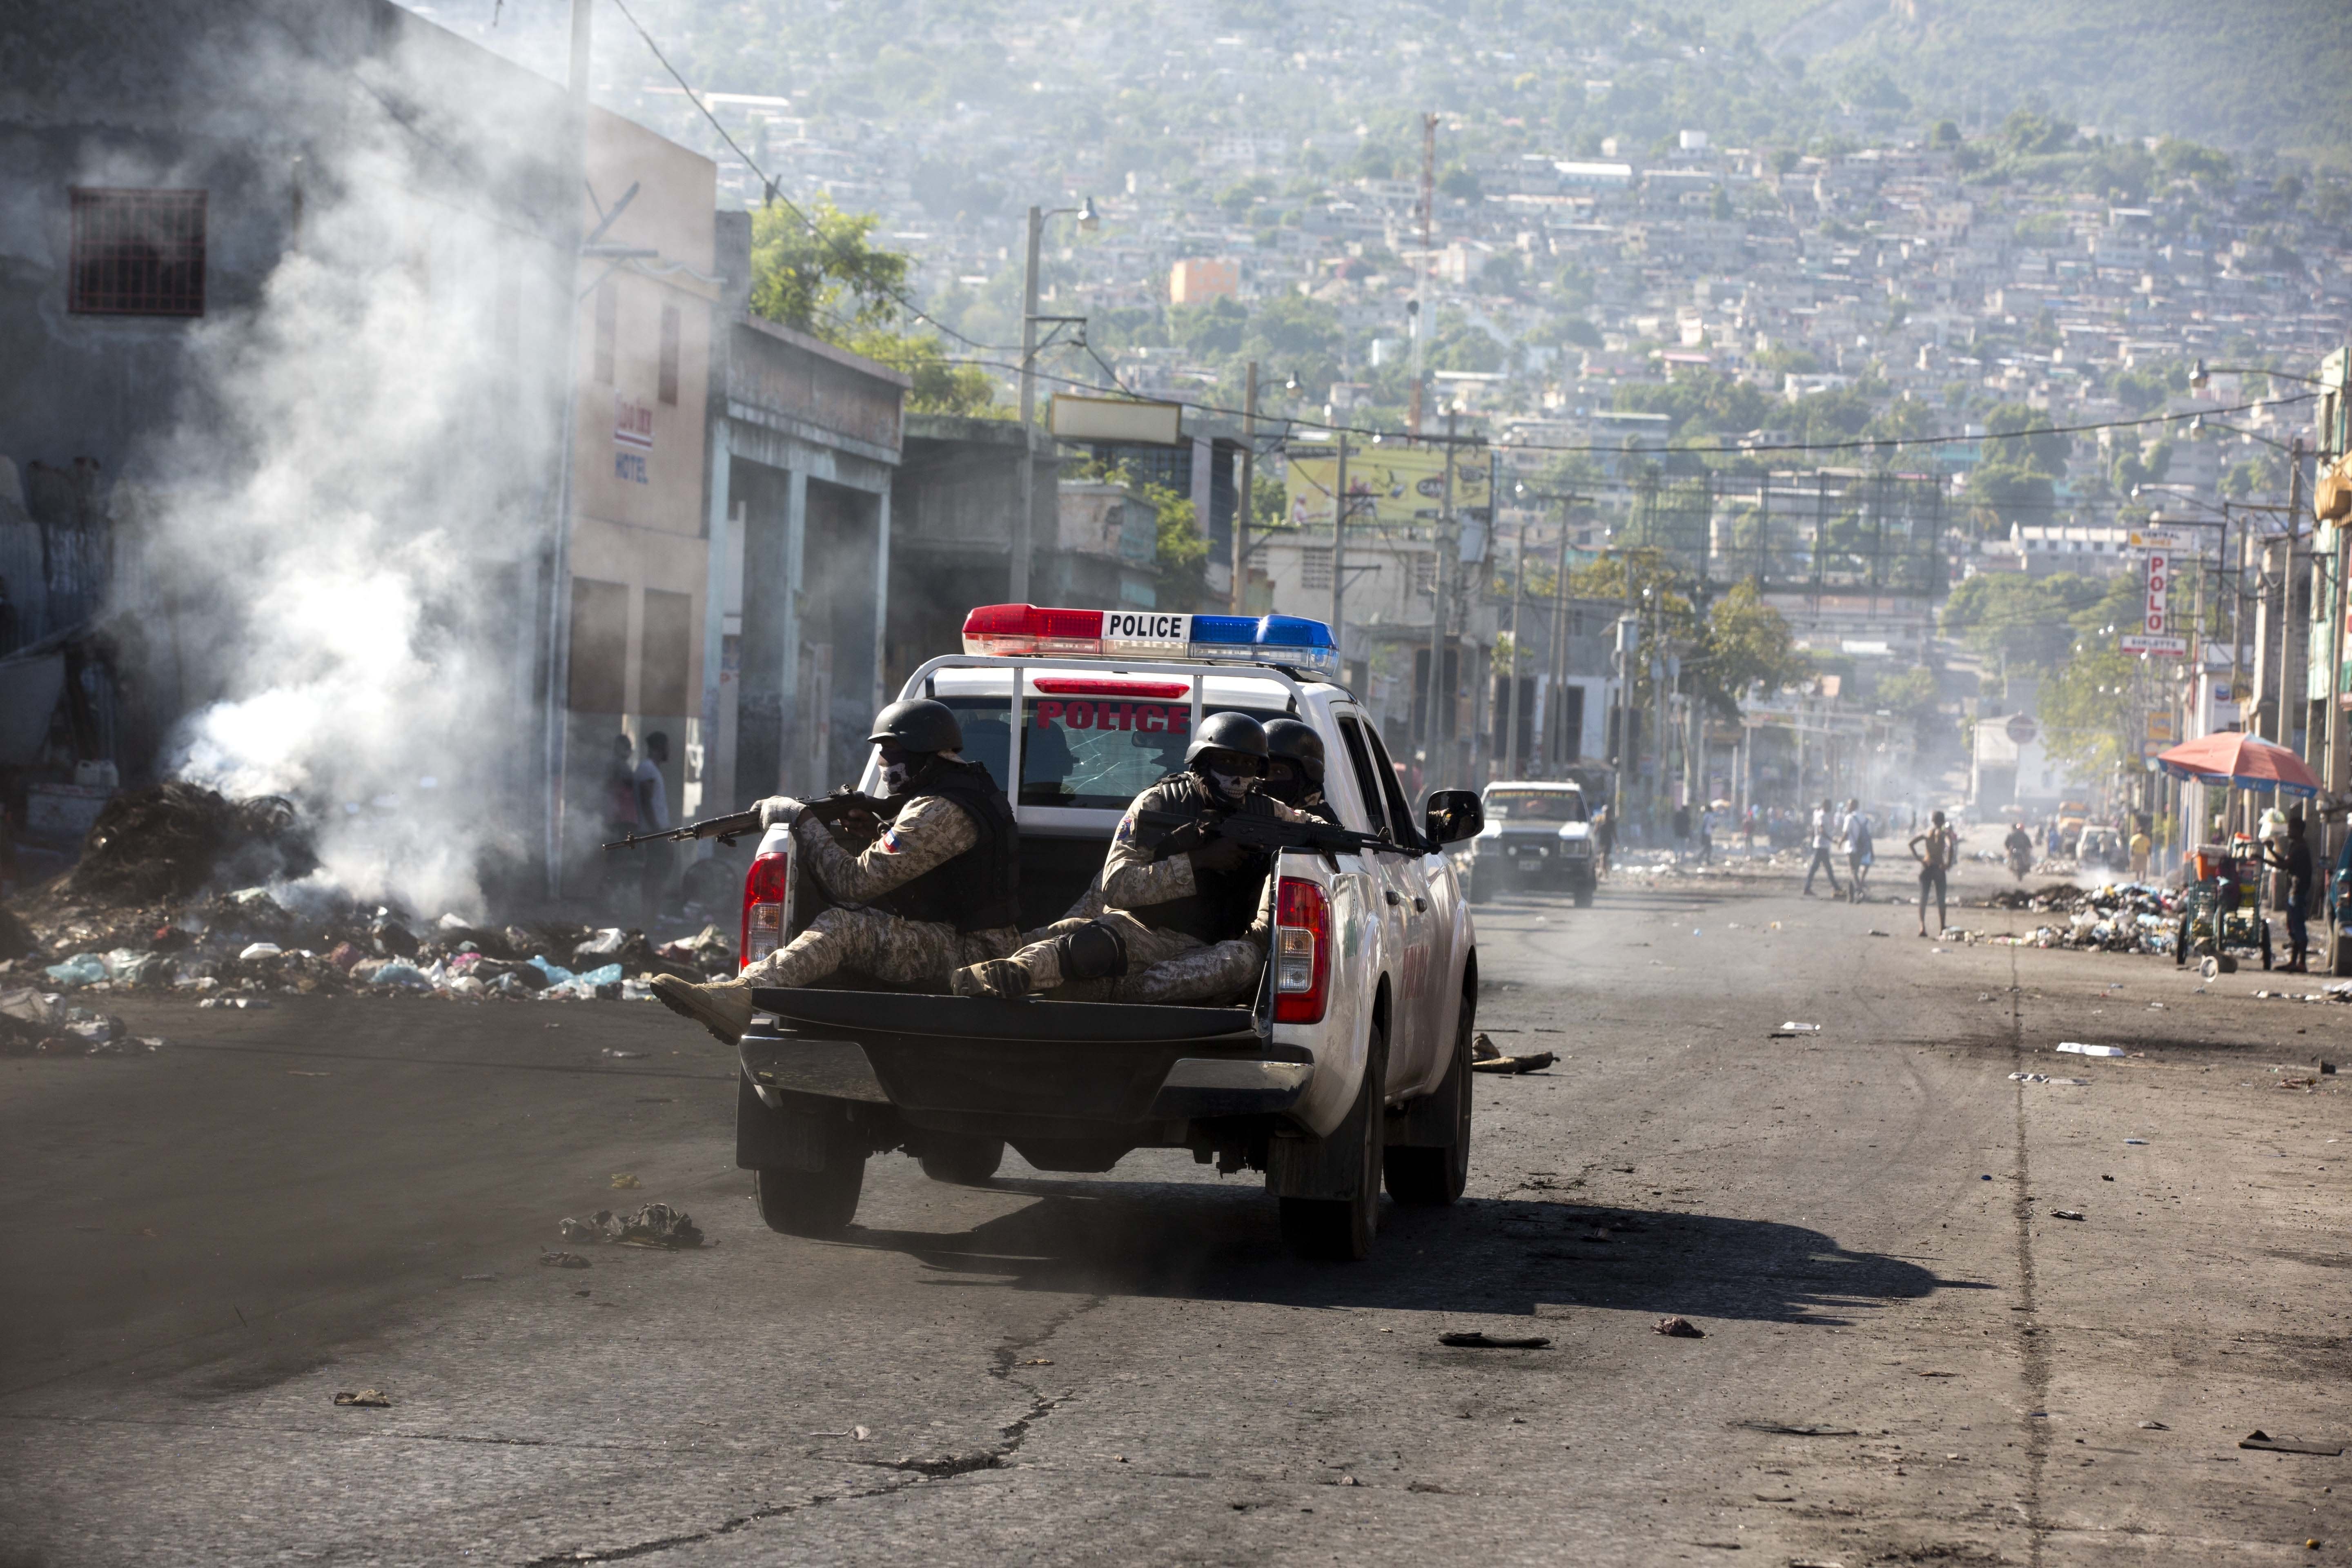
{"left": 1301, "top": 546, "right": 1332, "bottom": 591}
{"left": 69, "top": 189, "right": 206, "bottom": 316}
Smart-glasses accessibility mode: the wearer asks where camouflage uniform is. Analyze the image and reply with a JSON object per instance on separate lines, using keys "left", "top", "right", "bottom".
{"left": 743, "top": 793, "right": 1018, "bottom": 990}
{"left": 985, "top": 775, "right": 1301, "bottom": 1006}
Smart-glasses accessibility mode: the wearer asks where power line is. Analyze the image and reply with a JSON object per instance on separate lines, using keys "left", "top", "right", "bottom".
{"left": 604, "top": 0, "right": 1014, "bottom": 356}
{"left": 938, "top": 350, "right": 2319, "bottom": 461}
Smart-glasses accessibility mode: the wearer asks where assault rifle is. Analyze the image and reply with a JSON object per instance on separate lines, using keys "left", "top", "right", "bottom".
{"left": 601, "top": 788, "right": 890, "bottom": 852}
{"left": 1134, "top": 791, "right": 1412, "bottom": 860}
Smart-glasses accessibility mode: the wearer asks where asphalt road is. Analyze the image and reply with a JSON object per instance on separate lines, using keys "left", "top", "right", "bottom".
{"left": 5, "top": 858, "right": 2350, "bottom": 1566}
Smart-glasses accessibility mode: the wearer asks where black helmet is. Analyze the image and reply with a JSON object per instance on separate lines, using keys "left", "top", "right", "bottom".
{"left": 1263, "top": 718, "right": 1325, "bottom": 784}
{"left": 1185, "top": 710, "right": 1269, "bottom": 768}
{"left": 868, "top": 697, "right": 962, "bottom": 754}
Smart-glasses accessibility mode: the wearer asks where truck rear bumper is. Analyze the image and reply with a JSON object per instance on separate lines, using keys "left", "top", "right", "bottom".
{"left": 739, "top": 988, "right": 1310, "bottom": 1138}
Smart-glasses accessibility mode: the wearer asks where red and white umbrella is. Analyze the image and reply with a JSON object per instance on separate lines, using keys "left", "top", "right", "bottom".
{"left": 2154, "top": 732, "right": 2321, "bottom": 799}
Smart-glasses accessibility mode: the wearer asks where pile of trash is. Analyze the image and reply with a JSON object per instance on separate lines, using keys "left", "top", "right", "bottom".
{"left": 1971, "top": 881, "right": 2182, "bottom": 956}
{"left": 0, "top": 986, "right": 160, "bottom": 1057}
{"left": 0, "top": 783, "right": 739, "bottom": 1004}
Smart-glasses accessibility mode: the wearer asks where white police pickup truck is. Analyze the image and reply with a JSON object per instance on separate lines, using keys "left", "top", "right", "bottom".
{"left": 732, "top": 604, "right": 1483, "bottom": 1261}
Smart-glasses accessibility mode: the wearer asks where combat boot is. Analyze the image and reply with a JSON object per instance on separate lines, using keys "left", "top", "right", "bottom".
{"left": 650, "top": 975, "right": 755, "bottom": 1045}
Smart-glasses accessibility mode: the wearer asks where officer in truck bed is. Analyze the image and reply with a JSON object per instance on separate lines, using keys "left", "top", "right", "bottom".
{"left": 951, "top": 710, "right": 1310, "bottom": 1006}
{"left": 651, "top": 698, "right": 1019, "bottom": 1045}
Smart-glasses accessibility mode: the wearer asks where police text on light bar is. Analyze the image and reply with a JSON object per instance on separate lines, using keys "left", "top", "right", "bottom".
{"left": 961, "top": 605, "right": 1339, "bottom": 677}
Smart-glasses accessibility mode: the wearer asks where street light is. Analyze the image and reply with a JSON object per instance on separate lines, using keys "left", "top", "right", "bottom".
{"left": 1012, "top": 195, "right": 1098, "bottom": 599}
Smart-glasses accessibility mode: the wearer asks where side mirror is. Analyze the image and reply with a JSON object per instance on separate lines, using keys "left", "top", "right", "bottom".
{"left": 1423, "top": 788, "right": 1483, "bottom": 847}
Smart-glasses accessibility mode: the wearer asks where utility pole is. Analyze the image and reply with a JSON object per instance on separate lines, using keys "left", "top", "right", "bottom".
{"left": 1232, "top": 361, "right": 1257, "bottom": 613}
{"left": 1549, "top": 499, "right": 1572, "bottom": 777}
{"left": 1424, "top": 409, "right": 1457, "bottom": 784}
{"left": 542, "top": 0, "right": 596, "bottom": 896}
{"left": 1013, "top": 204, "right": 1045, "bottom": 604}
{"left": 1329, "top": 434, "right": 1349, "bottom": 670}
{"left": 1409, "top": 111, "right": 1435, "bottom": 437}
{"left": 1504, "top": 494, "right": 1527, "bottom": 782}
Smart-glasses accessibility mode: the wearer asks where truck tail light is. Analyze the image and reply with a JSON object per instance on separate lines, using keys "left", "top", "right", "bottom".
{"left": 1273, "top": 875, "right": 1330, "bottom": 1024}
{"left": 739, "top": 847, "right": 790, "bottom": 970}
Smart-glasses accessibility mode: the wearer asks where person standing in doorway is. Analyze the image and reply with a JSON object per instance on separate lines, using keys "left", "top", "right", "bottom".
{"left": 1910, "top": 809, "right": 1959, "bottom": 937}
{"left": 2264, "top": 813, "right": 2315, "bottom": 973}
{"left": 1801, "top": 798, "right": 1841, "bottom": 897}
{"left": 633, "top": 732, "right": 673, "bottom": 932}
{"left": 601, "top": 733, "right": 639, "bottom": 909}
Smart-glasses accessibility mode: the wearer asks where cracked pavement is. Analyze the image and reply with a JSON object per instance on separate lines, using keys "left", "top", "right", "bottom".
{"left": 5, "top": 861, "right": 2351, "bottom": 1564}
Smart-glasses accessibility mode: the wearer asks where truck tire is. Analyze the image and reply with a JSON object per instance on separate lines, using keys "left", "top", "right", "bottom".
{"left": 1279, "top": 1023, "right": 1387, "bottom": 1262}
{"left": 1383, "top": 995, "right": 1471, "bottom": 1206}
{"left": 752, "top": 1123, "right": 865, "bottom": 1237}
{"left": 1572, "top": 879, "right": 1594, "bottom": 908}
{"left": 917, "top": 1133, "right": 1006, "bottom": 1185}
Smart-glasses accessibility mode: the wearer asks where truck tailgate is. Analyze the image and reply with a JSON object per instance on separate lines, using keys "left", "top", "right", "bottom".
{"left": 743, "top": 989, "right": 1307, "bottom": 1127}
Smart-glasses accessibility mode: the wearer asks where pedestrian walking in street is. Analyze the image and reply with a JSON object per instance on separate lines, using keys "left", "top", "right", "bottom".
{"left": 1800, "top": 798, "right": 1841, "bottom": 897}
{"left": 2129, "top": 822, "right": 2152, "bottom": 882}
{"left": 2263, "top": 813, "right": 2315, "bottom": 973}
{"left": 1910, "top": 810, "right": 1959, "bottom": 937}
{"left": 601, "top": 733, "right": 639, "bottom": 909}
{"left": 1698, "top": 804, "right": 1717, "bottom": 866}
{"left": 1593, "top": 804, "right": 1615, "bottom": 876}
{"left": 1843, "top": 800, "right": 1873, "bottom": 903}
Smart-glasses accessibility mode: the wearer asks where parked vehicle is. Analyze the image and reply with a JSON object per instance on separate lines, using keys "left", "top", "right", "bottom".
{"left": 731, "top": 605, "right": 1482, "bottom": 1261}
{"left": 1468, "top": 780, "right": 1597, "bottom": 906}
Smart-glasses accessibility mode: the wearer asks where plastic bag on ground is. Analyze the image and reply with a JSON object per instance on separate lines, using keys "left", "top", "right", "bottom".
{"left": 44, "top": 954, "right": 107, "bottom": 987}
{"left": 370, "top": 959, "right": 434, "bottom": 990}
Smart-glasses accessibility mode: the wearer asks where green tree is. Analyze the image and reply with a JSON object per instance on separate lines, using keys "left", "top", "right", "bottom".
{"left": 840, "top": 330, "right": 1001, "bottom": 417}
{"left": 1143, "top": 482, "right": 1211, "bottom": 611}
{"left": 1983, "top": 403, "right": 2071, "bottom": 474}
{"left": 748, "top": 197, "right": 910, "bottom": 336}
{"left": 1940, "top": 572, "right": 2101, "bottom": 668}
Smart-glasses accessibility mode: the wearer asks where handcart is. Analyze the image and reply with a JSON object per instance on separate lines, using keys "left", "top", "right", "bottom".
{"left": 2174, "top": 842, "right": 2272, "bottom": 971}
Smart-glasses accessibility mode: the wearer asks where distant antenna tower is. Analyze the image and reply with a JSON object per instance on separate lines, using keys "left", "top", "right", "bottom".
{"left": 1410, "top": 110, "right": 1436, "bottom": 437}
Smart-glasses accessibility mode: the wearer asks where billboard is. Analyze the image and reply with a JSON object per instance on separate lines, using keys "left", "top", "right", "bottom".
{"left": 1284, "top": 447, "right": 1491, "bottom": 530}
{"left": 1049, "top": 394, "right": 1184, "bottom": 445}
{"left": 2143, "top": 551, "right": 2171, "bottom": 637}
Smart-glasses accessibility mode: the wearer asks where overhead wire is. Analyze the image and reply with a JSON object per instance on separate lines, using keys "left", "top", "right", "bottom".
{"left": 604, "top": 0, "right": 1016, "bottom": 356}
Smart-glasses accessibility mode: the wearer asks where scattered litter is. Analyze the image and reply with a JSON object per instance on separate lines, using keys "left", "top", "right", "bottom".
{"left": 2124, "top": 1138, "right": 2149, "bottom": 1145}
{"left": 2010, "top": 1073, "right": 2089, "bottom": 1085}
{"left": 1730, "top": 1421, "right": 1856, "bottom": 1437}
{"left": 853, "top": 1425, "right": 871, "bottom": 1442}
{"left": 1653, "top": 1316, "right": 1706, "bottom": 1338}
{"left": 332, "top": 1390, "right": 392, "bottom": 1408}
{"left": 2050, "top": 1209, "right": 2086, "bottom": 1221}
{"left": 557, "top": 1204, "right": 704, "bottom": 1249}
{"left": 236, "top": 942, "right": 283, "bottom": 962}
{"left": 1471, "top": 1050, "right": 1555, "bottom": 1074}
{"left": 1779, "top": 1022, "right": 1822, "bottom": 1033}
{"left": 538, "top": 1251, "right": 592, "bottom": 1269}
{"left": 2139, "top": 1421, "right": 2169, "bottom": 1430}
{"left": 2057, "top": 1042, "right": 2125, "bottom": 1058}
{"left": 1018, "top": 1358, "right": 1054, "bottom": 1366}
{"left": 198, "top": 996, "right": 272, "bottom": 1010}
{"left": 609, "top": 1173, "right": 641, "bottom": 1189}
{"left": 1867, "top": 929, "right": 1891, "bottom": 938}
{"left": 2241, "top": 1431, "right": 2345, "bottom": 1457}
{"left": 1439, "top": 1330, "right": 1550, "bottom": 1348}
{"left": 601, "top": 1048, "right": 646, "bottom": 1060}
{"left": 1471, "top": 1032, "right": 1501, "bottom": 1060}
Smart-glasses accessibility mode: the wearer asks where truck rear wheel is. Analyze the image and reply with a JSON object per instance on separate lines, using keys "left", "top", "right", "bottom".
{"left": 917, "top": 1133, "right": 1006, "bottom": 1185}
{"left": 752, "top": 1123, "right": 865, "bottom": 1237}
{"left": 1384, "top": 997, "right": 1471, "bottom": 1206}
{"left": 1572, "top": 880, "right": 1594, "bottom": 908}
{"left": 1279, "top": 1023, "right": 1387, "bottom": 1262}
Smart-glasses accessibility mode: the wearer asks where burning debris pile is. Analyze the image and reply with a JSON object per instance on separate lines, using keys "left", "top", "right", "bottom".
{"left": 1963, "top": 881, "right": 2183, "bottom": 955}
{"left": 0, "top": 784, "right": 737, "bottom": 1003}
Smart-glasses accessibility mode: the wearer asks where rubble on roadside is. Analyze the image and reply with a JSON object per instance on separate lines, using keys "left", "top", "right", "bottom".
{"left": 0, "top": 780, "right": 739, "bottom": 1006}
{"left": 1947, "top": 880, "right": 2183, "bottom": 955}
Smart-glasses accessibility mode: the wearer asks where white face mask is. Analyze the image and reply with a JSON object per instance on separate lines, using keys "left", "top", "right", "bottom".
{"left": 1208, "top": 768, "right": 1255, "bottom": 803}
{"left": 880, "top": 761, "right": 913, "bottom": 795}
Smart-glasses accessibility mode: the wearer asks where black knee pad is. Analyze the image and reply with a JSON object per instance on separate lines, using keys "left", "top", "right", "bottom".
{"left": 1054, "top": 921, "right": 1129, "bottom": 981}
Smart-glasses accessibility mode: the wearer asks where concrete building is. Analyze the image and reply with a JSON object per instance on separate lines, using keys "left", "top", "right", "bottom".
{"left": 1169, "top": 257, "right": 1239, "bottom": 304}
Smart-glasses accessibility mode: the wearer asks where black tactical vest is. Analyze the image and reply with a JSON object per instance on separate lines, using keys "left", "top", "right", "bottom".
{"left": 871, "top": 760, "right": 1020, "bottom": 932}
{"left": 1133, "top": 770, "right": 1270, "bottom": 944}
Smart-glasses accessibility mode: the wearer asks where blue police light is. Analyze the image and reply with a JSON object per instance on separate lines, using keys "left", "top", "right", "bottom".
{"left": 1188, "top": 613, "right": 1339, "bottom": 677}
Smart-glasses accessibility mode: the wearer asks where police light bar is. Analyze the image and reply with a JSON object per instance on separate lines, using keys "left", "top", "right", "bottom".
{"left": 960, "top": 605, "right": 1339, "bottom": 677}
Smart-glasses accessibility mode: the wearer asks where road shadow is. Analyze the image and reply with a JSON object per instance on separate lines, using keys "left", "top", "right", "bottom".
{"left": 828, "top": 1175, "right": 1980, "bottom": 1325}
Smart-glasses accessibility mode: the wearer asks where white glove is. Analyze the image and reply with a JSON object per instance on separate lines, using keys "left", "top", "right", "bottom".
{"left": 756, "top": 795, "right": 805, "bottom": 829}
